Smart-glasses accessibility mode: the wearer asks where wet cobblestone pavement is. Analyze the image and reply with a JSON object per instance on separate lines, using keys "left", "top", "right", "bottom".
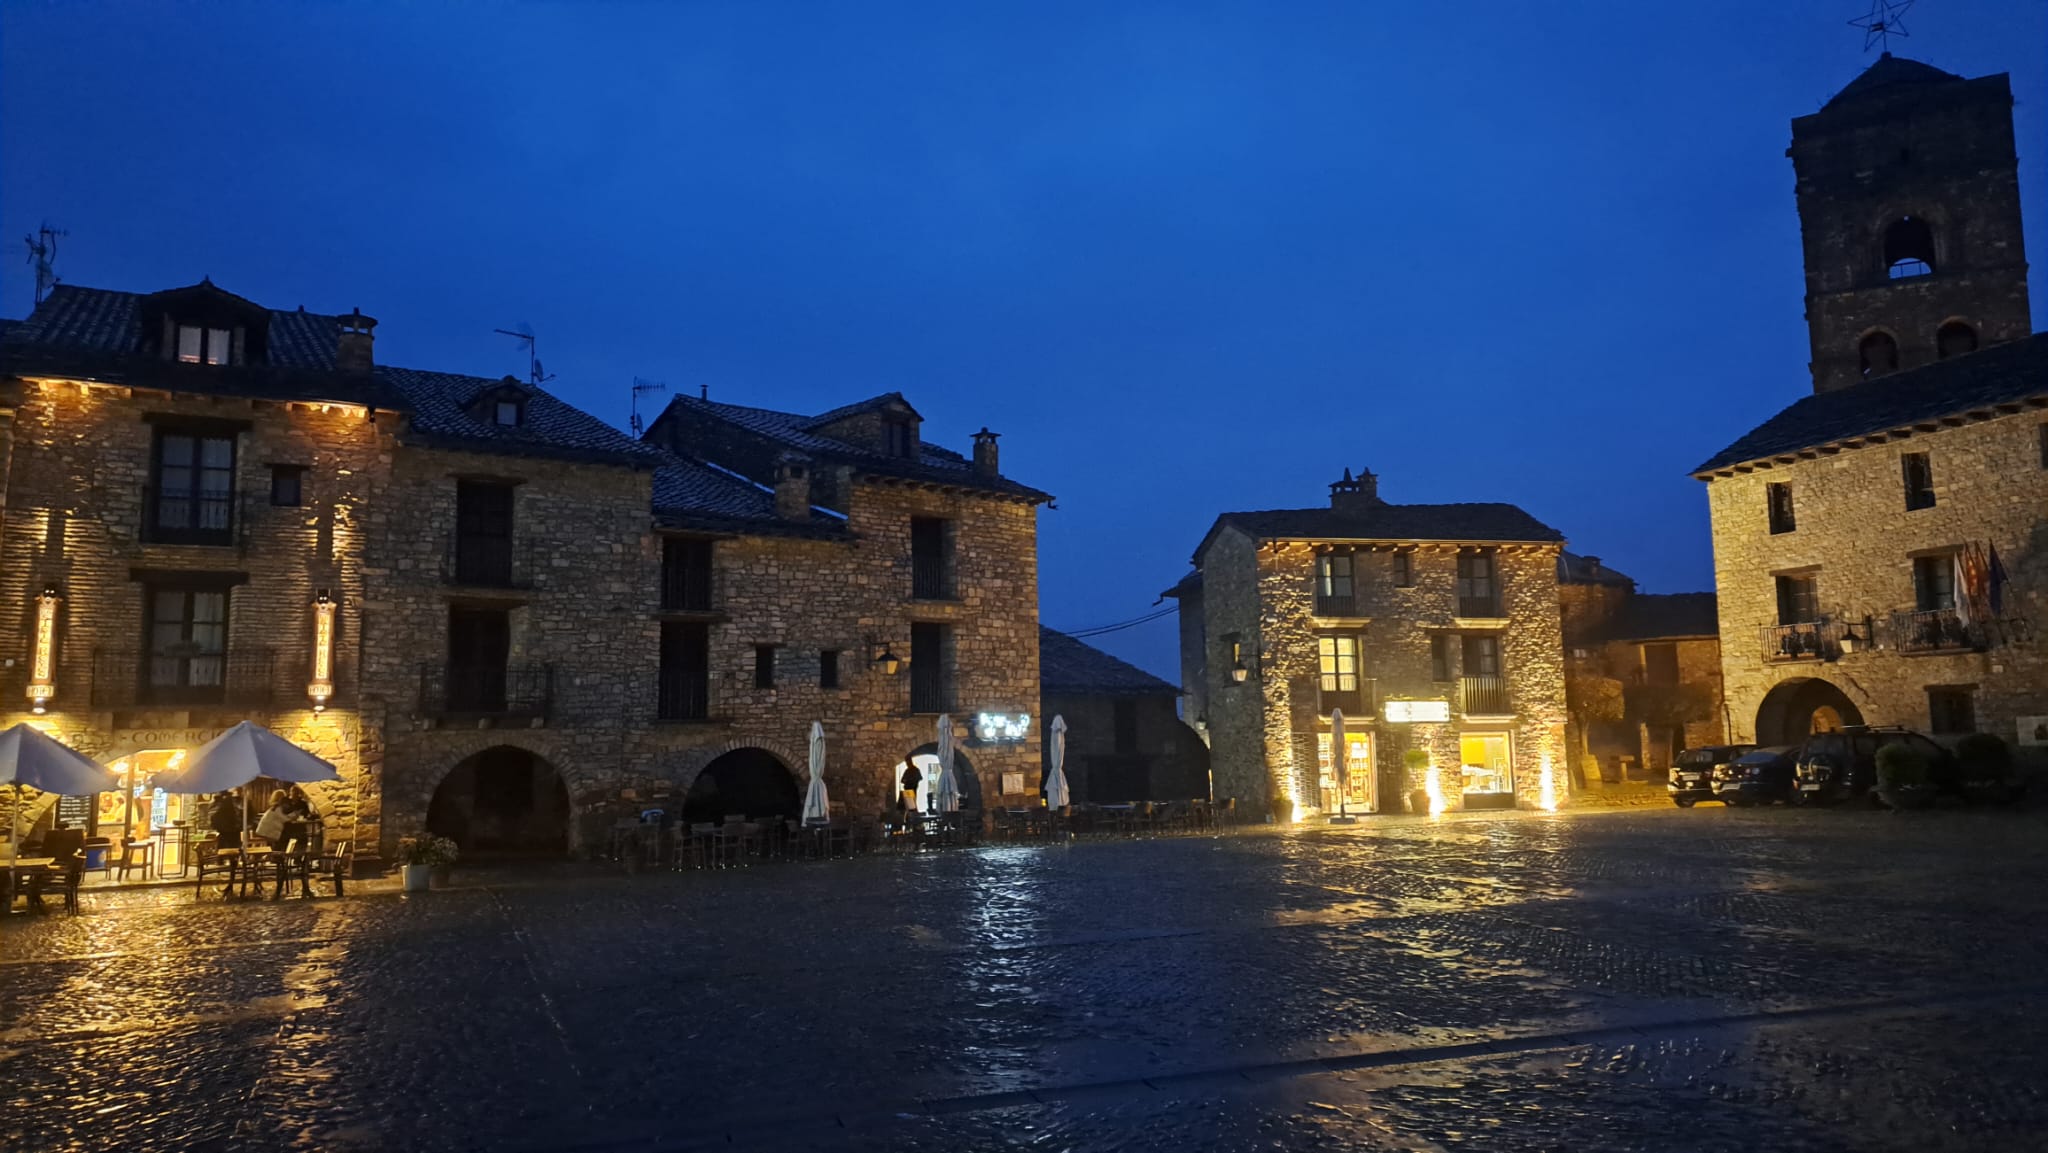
{"left": 6, "top": 806, "right": 2048, "bottom": 1152}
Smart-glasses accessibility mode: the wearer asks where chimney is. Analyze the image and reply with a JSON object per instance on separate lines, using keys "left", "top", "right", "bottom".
{"left": 774, "top": 452, "right": 811, "bottom": 521}
{"left": 1328, "top": 467, "right": 1383, "bottom": 515}
{"left": 1583, "top": 556, "right": 1602, "bottom": 576}
{"left": 336, "top": 308, "right": 377, "bottom": 374}
{"left": 972, "top": 428, "right": 1000, "bottom": 476}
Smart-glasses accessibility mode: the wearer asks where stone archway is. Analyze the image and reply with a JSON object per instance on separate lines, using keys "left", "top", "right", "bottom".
{"left": 426, "top": 746, "right": 571, "bottom": 855}
{"left": 1755, "top": 678, "right": 1866, "bottom": 746}
{"left": 683, "top": 747, "right": 801, "bottom": 823}
{"left": 896, "top": 743, "right": 982, "bottom": 811}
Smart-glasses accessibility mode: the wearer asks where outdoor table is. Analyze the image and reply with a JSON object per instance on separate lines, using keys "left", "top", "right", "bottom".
{"left": 237, "top": 847, "right": 285, "bottom": 897}
{"left": 2, "top": 858, "right": 58, "bottom": 913}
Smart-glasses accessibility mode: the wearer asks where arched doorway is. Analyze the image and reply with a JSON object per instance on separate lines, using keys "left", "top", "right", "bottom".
{"left": 426, "top": 746, "right": 571, "bottom": 854}
{"left": 895, "top": 743, "right": 982, "bottom": 812}
{"left": 1755, "top": 679, "right": 1865, "bottom": 746}
{"left": 684, "top": 747, "right": 799, "bottom": 823}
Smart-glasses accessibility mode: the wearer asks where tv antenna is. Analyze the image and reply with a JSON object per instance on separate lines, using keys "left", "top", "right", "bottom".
{"left": 1849, "top": 0, "right": 1913, "bottom": 52}
{"left": 493, "top": 322, "right": 556, "bottom": 387}
{"left": 23, "top": 222, "right": 65, "bottom": 307}
{"left": 629, "top": 377, "right": 668, "bottom": 436}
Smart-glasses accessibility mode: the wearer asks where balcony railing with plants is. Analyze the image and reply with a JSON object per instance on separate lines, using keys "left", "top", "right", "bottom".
{"left": 1889, "top": 608, "right": 1984, "bottom": 655}
{"left": 91, "top": 647, "right": 276, "bottom": 709}
{"left": 418, "top": 662, "right": 554, "bottom": 720}
{"left": 1459, "top": 674, "right": 1512, "bottom": 716}
{"left": 1762, "top": 620, "right": 1841, "bottom": 662}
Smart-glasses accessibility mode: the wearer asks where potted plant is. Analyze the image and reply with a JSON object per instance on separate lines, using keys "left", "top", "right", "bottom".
{"left": 1875, "top": 742, "right": 1935, "bottom": 811}
{"left": 394, "top": 835, "right": 459, "bottom": 892}
{"left": 1955, "top": 733, "right": 2019, "bottom": 805}
{"left": 1404, "top": 749, "right": 1432, "bottom": 815}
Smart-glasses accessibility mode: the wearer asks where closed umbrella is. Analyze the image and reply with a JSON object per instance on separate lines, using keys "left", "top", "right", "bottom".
{"left": 1, "top": 724, "right": 119, "bottom": 863}
{"left": 1045, "top": 715, "right": 1071, "bottom": 810}
{"left": 802, "top": 721, "right": 830, "bottom": 824}
{"left": 934, "top": 714, "right": 961, "bottom": 813}
{"left": 1329, "top": 709, "right": 1356, "bottom": 824}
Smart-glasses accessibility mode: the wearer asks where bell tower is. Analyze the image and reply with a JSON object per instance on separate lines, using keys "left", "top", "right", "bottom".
{"left": 1789, "top": 54, "right": 2032, "bottom": 393}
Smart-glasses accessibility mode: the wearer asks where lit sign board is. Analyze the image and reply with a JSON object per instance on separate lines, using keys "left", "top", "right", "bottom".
{"left": 307, "top": 594, "right": 337, "bottom": 709}
{"left": 1383, "top": 699, "right": 1451, "bottom": 723}
{"left": 26, "top": 589, "right": 59, "bottom": 712}
{"left": 973, "top": 712, "right": 1031, "bottom": 743}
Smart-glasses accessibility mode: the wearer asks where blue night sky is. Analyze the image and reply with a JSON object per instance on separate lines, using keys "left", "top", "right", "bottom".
{"left": 4, "top": 2, "right": 2043, "bottom": 679}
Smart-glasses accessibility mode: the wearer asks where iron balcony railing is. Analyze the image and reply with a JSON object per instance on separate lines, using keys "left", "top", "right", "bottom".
{"left": 443, "top": 531, "right": 535, "bottom": 589}
{"left": 90, "top": 647, "right": 276, "bottom": 709}
{"left": 1314, "top": 593, "right": 1358, "bottom": 617}
{"left": 418, "top": 662, "right": 554, "bottom": 720}
{"left": 912, "top": 554, "right": 950, "bottom": 600}
{"left": 910, "top": 672, "right": 952, "bottom": 715}
{"left": 1459, "top": 674, "right": 1512, "bottom": 716}
{"left": 1318, "top": 677, "right": 1378, "bottom": 717}
{"left": 657, "top": 669, "right": 710, "bottom": 721}
{"left": 1889, "top": 608, "right": 1984, "bottom": 655}
{"left": 140, "top": 485, "right": 240, "bottom": 545}
{"left": 659, "top": 541, "right": 714, "bottom": 612}
{"left": 1762, "top": 620, "right": 1840, "bottom": 662}
{"left": 1456, "top": 593, "right": 1502, "bottom": 618}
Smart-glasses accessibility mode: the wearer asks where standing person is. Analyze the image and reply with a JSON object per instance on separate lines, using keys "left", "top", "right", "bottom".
{"left": 253, "top": 791, "right": 291, "bottom": 899}
{"left": 208, "top": 791, "right": 244, "bottom": 898}
{"left": 280, "top": 787, "right": 316, "bottom": 897}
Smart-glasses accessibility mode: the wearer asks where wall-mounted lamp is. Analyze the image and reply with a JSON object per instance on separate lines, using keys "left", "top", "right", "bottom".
{"left": 869, "top": 641, "right": 903, "bottom": 676}
{"left": 307, "top": 590, "right": 337, "bottom": 711}
{"left": 26, "top": 586, "right": 60, "bottom": 715}
{"left": 1229, "top": 660, "right": 1250, "bottom": 684}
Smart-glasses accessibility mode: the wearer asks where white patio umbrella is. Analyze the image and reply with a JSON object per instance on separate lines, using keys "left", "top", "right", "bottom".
{"left": 151, "top": 721, "right": 341, "bottom": 795}
{"left": 1, "top": 723, "right": 119, "bottom": 862}
{"left": 802, "top": 721, "right": 830, "bottom": 824}
{"left": 1045, "top": 714, "right": 1071, "bottom": 810}
{"left": 934, "top": 714, "right": 962, "bottom": 813}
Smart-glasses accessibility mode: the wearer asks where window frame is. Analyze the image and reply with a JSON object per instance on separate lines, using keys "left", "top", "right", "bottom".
{"left": 1901, "top": 452, "right": 1935, "bottom": 511}
{"left": 1461, "top": 633, "right": 1501, "bottom": 678}
{"left": 149, "top": 425, "right": 239, "bottom": 544}
{"left": 1912, "top": 553, "right": 1957, "bottom": 612}
{"left": 493, "top": 399, "right": 523, "bottom": 427}
{"left": 175, "top": 324, "right": 233, "bottom": 365}
{"left": 1775, "top": 572, "right": 1820, "bottom": 626}
{"left": 753, "top": 644, "right": 778, "bottom": 690}
{"left": 1316, "top": 633, "right": 1362, "bottom": 712}
{"left": 1766, "top": 482, "right": 1796, "bottom": 535}
{"left": 1926, "top": 685, "right": 1976, "bottom": 735}
{"left": 269, "top": 464, "right": 306, "bottom": 508}
{"left": 819, "top": 649, "right": 841, "bottom": 690}
{"left": 143, "top": 583, "right": 231, "bottom": 703}
{"left": 1429, "top": 634, "right": 1452, "bottom": 682}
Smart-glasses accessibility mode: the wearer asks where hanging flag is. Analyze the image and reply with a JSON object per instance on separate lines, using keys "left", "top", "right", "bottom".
{"left": 1989, "top": 544, "right": 2009, "bottom": 617}
{"left": 1953, "top": 550, "right": 1970, "bottom": 628}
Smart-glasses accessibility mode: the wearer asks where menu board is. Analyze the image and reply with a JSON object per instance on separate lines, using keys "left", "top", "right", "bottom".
{"left": 55, "top": 794, "right": 95, "bottom": 830}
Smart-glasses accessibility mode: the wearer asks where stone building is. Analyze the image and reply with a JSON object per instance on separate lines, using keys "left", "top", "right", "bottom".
{"left": 1169, "top": 469, "right": 1569, "bottom": 819}
{"left": 1698, "top": 53, "right": 2046, "bottom": 747}
{"left": 0, "top": 278, "right": 1048, "bottom": 863}
{"left": 1559, "top": 553, "right": 1724, "bottom": 780}
{"left": 1038, "top": 626, "right": 1208, "bottom": 803}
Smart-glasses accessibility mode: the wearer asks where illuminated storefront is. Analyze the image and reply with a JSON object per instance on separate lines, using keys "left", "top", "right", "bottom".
{"left": 95, "top": 750, "right": 195, "bottom": 872}
{"left": 1459, "top": 732, "right": 1515, "bottom": 810}
{"left": 1316, "top": 729, "right": 1374, "bottom": 814}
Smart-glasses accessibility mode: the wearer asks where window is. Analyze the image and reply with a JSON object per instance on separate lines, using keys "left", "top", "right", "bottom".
{"left": 910, "top": 622, "right": 951, "bottom": 712}
{"left": 1455, "top": 550, "right": 1499, "bottom": 616}
{"left": 1902, "top": 453, "right": 1935, "bottom": 510}
{"left": 493, "top": 400, "right": 522, "bottom": 427}
{"left": 754, "top": 644, "right": 777, "bottom": 690}
{"left": 1459, "top": 732, "right": 1514, "bottom": 799}
{"left": 1392, "top": 550, "right": 1413, "bottom": 587}
{"left": 1937, "top": 321, "right": 1978, "bottom": 360}
{"left": 146, "top": 586, "right": 228, "bottom": 701}
{"left": 446, "top": 607, "right": 511, "bottom": 712}
{"left": 1766, "top": 482, "right": 1796, "bottom": 535}
{"left": 1462, "top": 633, "right": 1501, "bottom": 677}
{"left": 657, "top": 622, "right": 709, "bottom": 720}
{"left": 660, "top": 537, "right": 714, "bottom": 611}
{"left": 1927, "top": 686, "right": 1976, "bottom": 735}
{"left": 1883, "top": 216, "right": 1935, "bottom": 279}
{"left": 1642, "top": 642, "right": 1679, "bottom": 686}
{"left": 1775, "top": 573, "right": 1819, "bottom": 625}
{"left": 150, "top": 428, "right": 236, "bottom": 543}
{"left": 910, "top": 517, "right": 952, "bottom": 599}
{"left": 454, "top": 481, "right": 517, "bottom": 586}
{"left": 269, "top": 465, "right": 305, "bottom": 507}
{"left": 176, "top": 324, "right": 232, "bottom": 365}
{"left": 1315, "top": 552, "right": 1355, "bottom": 614}
{"left": 820, "top": 649, "right": 841, "bottom": 690}
{"left": 2040, "top": 424, "right": 2048, "bottom": 470}
{"left": 1859, "top": 331, "right": 1899, "bottom": 379}
{"left": 1317, "top": 635, "right": 1361, "bottom": 711}
{"left": 1430, "top": 634, "right": 1451, "bottom": 681}
{"left": 1113, "top": 699, "right": 1138, "bottom": 754}
{"left": 885, "top": 418, "right": 915, "bottom": 458}
{"left": 1913, "top": 553, "right": 1957, "bottom": 612}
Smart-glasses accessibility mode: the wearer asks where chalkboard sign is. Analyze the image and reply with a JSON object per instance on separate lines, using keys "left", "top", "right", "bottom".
{"left": 55, "top": 794, "right": 95, "bottom": 831}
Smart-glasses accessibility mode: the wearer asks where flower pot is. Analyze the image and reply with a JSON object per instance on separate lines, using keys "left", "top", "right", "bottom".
{"left": 1408, "top": 789, "right": 1430, "bottom": 815}
{"left": 430, "top": 864, "right": 452, "bottom": 887}
{"left": 1877, "top": 783, "right": 1937, "bottom": 811}
{"left": 402, "top": 864, "right": 432, "bottom": 893}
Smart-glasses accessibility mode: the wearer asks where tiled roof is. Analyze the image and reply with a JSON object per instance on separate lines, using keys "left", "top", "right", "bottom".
{"left": 4, "top": 283, "right": 341, "bottom": 368}
{"left": 1040, "top": 627, "right": 1178, "bottom": 697}
{"left": 797, "top": 391, "right": 922, "bottom": 430}
{"left": 1603, "top": 592, "right": 1719, "bottom": 642}
{"left": 1160, "top": 570, "right": 1202, "bottom": 599}
{"left": 1558, "top": 550, "right": 1634, "bottom": 587}
{"left": 1693, "top": 333, "right": 2048, "bottom": 475}
{"left": 650, "top": 460, "right": 846, "bottom": 537}
{"left": 1200, "top": 502, "right": 1564, "bottom": 559}
{"left": 655, "top": 394, "right": 1051, "bottom": 502}
{"left": 375, "top": 366, "right": 663, "bottom": 468}
{"left": 1821, "top": 54, "right": 1964, "bottom": 111}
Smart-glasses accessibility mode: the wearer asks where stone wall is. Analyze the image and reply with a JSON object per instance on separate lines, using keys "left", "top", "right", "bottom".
{"left": 1705, "top": 408, "right": 2048, "bottom": 745}
{"left": 1040, "top": 690, "right": 1209, "bottom": 803}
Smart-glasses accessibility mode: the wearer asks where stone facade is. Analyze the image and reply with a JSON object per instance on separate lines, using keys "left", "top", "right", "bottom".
{"left": 1181, "top": 477, "right": 1569, "bottom": 821}
{"left": 1704, "top": 410, "right": 2048, "bottom": 746}
{"left": 1559, "top": 555, "right": 1725, "bottom": 778}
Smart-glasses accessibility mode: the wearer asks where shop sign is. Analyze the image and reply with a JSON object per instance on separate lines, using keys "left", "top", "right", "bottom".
{"left": 55, "top": 794, "right": 94, "bottom": 830}
{"left": 1383, "top": 700, "right": 1451, "bottom": 724}
{"left": 972, "top": 712, "right": 1031, "bottom": 743}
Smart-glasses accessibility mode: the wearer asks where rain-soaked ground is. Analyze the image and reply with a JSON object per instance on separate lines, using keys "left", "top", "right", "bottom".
{"left": 5, "top": 805, "right": 2048, "bottom": 1153}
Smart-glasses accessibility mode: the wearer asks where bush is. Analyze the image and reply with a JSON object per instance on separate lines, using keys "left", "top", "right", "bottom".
{"left": 1402, "top": 749, "right": 1431, "bottom": 772}
{"left": 1875, "top": 742, "right": 1929, "bottom": 790}
{"left": 394, "top": 835, "right": 460, "bottom": 868}
{"left": 1956, "top": 733, "right": 2013, "bottom": 780}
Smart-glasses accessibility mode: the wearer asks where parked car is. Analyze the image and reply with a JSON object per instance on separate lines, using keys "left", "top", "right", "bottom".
{"left": 1794, "top": 726, "right": 1961, "bottom": 806}
{"left": 1669, "top": 744, "right": 1755, "bottom": 807}
{"left": 1713, "top": 746, "right": 1799, "bottom": 806}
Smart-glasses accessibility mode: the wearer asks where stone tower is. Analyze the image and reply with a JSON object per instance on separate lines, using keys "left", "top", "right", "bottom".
{"left": 1789, "top": 53, "right": 2032, "bottom": 394}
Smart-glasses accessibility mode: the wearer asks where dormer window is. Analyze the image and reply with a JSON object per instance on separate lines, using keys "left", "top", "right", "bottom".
{"left": 494, "top": 400, "right": 523, "bottom": 427}
{"left": 885, "top": 418, "right": 915, "bottom": 458}
{"left": 468, "top": 377, "right": 532, "bottom": 428}
{"left": 177, "top": 325, "right": 233, "bottom": 365}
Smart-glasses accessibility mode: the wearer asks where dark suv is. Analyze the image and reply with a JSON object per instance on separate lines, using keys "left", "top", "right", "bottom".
{"left": 1794, "top": 726, "right": 1960, "bottom": 806}
{"left": 1670, "top": 745, "right": 1755, "bottom": 807}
